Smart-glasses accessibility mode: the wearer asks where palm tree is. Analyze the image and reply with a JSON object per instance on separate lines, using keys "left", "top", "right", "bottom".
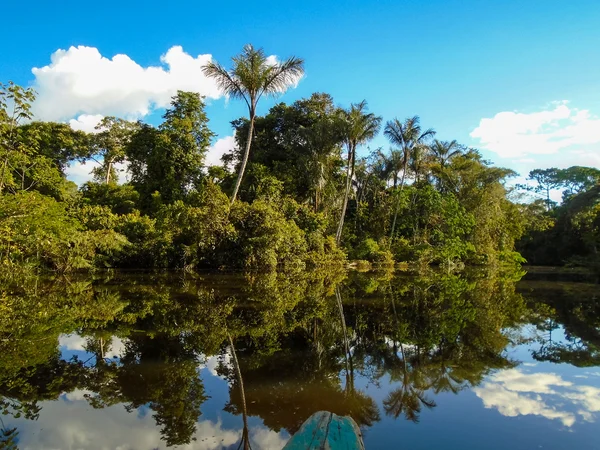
{"left": 335, "top": 101, "right": 382, "bottom": 244}
{"left": 203, "top": 44, "right": 305, "bottom": 205}
{"left": 383, "top": 116, "right": 435, "bottom": 243}
{"left": 430, "top": 139, "right": 462, "bottom": 167}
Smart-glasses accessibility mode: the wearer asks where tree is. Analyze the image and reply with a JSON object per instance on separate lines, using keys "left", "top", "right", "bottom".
{"left": 203, "top": 44, "right": 305, "bottom": 205}
{"left": 127, "top": 91, "right": 214, "bottom": 205}
{"left": 90, "top": 117, "right": 140, "bottom": 184}
{"left": 527, "top": 168, "right": 561, "bottom": 211}
{"left": 228, "top": 93, "right": 343, "bottom": 210}
{"left": 384, "top": 116, "right": 435, "bottom": 243}
{"left": 336, "top": 101, "right": 382, "bottom": 244}
{"left": 18, "top": 121, "right": 89, "bottom": 174}
{"left": 0, "top": 82, "right": 36, "bottom": 193}
{"left": 430, "top": 139, "right": 462, "bottom": 168}
{"left": 557, "top": 166, "right": 600, "bottom": 200}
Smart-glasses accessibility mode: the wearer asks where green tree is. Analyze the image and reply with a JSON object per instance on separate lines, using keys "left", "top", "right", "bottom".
{"left": 527, "top": 168, "right": 561, "bottom": 211}
{"left": 0, "top": 82, "right": 36, "bottom": 193}
{"left": 90, "top": 117, "right": 140, "bottom": 184}
{"left": 203, "top": 44, "right": 305, "bottom": 205}
{"left": 228, "top": 93, "right": 344, "bottom": 210}
{"left": 430, "top": 139, "right": 462, "bottom": 168}
{"left": 127, "top": 91, "right": 214, "bottom": 205}
{"left": 336, "top": 101, "right": 382, "bottom": 243}
{"left": 383, "top": 116, "right": 435, "bottom": 243}
{"left": 557, "top": 166, "right": 600, "bottom": 200}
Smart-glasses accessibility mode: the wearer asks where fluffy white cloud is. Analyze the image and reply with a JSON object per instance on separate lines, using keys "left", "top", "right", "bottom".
{"left": 474, "top": 368, "right": 600, "bottom": 427}
{"left": 470, "top": 102, "right": 600, "bottom": 158}
{"left": 68, "top": 114, "right": 104, "bottom": 133}
{"left": 59, "top": 333, "right": 125, "bottom": 359}
{"left": 206, "top": 134, "right": 236, "bottom": 167}
{"left": 32, "top": 45, "right": 223, "bottom": 121}
{"left": 7, "top": 387, "right": 289, "bottom": 450}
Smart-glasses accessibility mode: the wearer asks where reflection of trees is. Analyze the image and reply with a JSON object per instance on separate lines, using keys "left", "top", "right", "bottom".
{"left": 522, "top": 280, "right": 600, "bottom": 367}
{"left": 0, "top": 266, "right": 557, "bottom": 445}
{"left": 345, "top": 269, "right": 523, "bottom": 423}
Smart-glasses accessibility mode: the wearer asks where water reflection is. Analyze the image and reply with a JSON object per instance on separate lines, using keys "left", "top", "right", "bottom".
{"left": 0, "top": 268, "right": 599, "bottom": 449}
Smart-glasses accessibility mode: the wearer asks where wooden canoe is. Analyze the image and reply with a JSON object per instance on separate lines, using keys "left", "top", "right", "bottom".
{"left": 283, "top": 411, "right": 365, "bottom": 450}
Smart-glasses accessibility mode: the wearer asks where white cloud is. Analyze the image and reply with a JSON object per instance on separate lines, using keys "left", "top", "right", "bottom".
{"left": 8, "top": 388, "right": 289, "bottom": 450}
{"left": 58, "top": 333, "right": 125, "bottom": 359}
{"left": 474, "top": 368, "right": 600, "bottom": 427}
{"left": 470, "top": 102, "right": 600, "bottom": 158}
{"left": 68, "top": 114, "right": 104, "bottom": 133}
{"left": 32, "top": 45, "right": 223, "bottom": 121}
{"left": 58, "top": 333, "right": 87, "bottom": 351}
{"left": 206, "top": 134, "right": 236, "bottom": 167}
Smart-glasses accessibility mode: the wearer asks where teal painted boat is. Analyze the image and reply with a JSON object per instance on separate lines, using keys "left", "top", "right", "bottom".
{"left": 283, "top": 411, "right": 365, "bottom": 450}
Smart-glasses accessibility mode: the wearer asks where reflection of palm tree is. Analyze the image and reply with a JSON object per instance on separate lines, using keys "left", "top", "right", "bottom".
{"left": 382, "top": 282, "right": 436, "bottom": 422}
{"left": 382, "top": 344, "right": 436, "bottom": 423}
{"left": 228, "top": 334, "right": 252, "bottom": 450}
{"left": 335, "top": 287, "right": 354, "bottom": 393}
{"left": 334, "top": 288, "right": 381, "bottom": 427}
{"left": 383, "top": 379, "right": 436, "bottom": 423}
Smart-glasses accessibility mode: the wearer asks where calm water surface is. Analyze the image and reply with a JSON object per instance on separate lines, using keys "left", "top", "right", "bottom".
{"left": 1, "top": 269, "right": 599, "bottom": 449}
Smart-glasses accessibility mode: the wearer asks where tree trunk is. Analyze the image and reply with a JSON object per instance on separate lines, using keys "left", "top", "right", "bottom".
{"left": 336, "top": 145, "right": 354, "bottom": 244}
{"left": 0, "top": 156, "right": 9, "bottom": 194}
{"left": 228, "top": 333, "right": 250, "bottom": 450}
{"left": 389, "top": 168, "right": 407, "bottom": 245}
{"left": 230, "top": 112, "right": 255, "bottom": 206}
{"left": 105, "top": 160, "right": 112, "bottom": 184}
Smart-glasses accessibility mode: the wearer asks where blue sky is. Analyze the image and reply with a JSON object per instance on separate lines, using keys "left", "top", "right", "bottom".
{"left": 2, "top": 0, "right": 600, "bottom": 191}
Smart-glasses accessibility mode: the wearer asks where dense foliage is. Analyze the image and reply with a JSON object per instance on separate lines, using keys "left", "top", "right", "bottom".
{"left": 1, "top": 45, "right": 598, "bottom": 271}
{"left": 517, "top": 166, "right": 600, "bottom": 272}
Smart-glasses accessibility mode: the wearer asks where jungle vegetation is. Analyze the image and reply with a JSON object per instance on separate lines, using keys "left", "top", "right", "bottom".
{"left": 1, "top": 45, "right": 599, "bottom": 273}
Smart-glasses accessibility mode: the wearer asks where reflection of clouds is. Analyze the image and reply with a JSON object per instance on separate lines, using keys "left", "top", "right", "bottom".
{"left": 14, "top": 394, "right": 287, "bottom": 450}
{"left": 198, "top": 352, "right": 233, "bottom": 379}
{"left": 58, "top": 333, "right": 87, "bottom": 352}
{"left": 58, "top": 334, "right": 125, "bottom": 359}
{"left": 491, "top": 369, "right": 572, "bottom": 394}
{"left": 474, "top": 368, "right": 600, "bottom": 427}
{"left": 251, "top": 426, "right": 289, "bottom": 450}
{"left": 63, "top": 389, "right": 95, "bottom": 401}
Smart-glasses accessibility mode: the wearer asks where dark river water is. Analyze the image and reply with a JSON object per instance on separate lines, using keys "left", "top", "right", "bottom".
{"left": 1, "top": 268, "right": 599, "bottom": 449}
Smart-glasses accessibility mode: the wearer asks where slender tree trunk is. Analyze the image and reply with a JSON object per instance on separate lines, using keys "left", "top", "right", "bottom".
{"left": 336, "top": 145, "right": 354, "bottom": 244}
{"left": 0, "top": 155, "right": 9, "bottom": 194}
{"left": 389, "top": 168, "right": 407, "bottom": 245}
{"left": 230, "top": 112, "right": 255, "bottom": 206}
{"left": 105, "top": 160, "right": 112, "bottom": 184}
{"left": 336, "top": 288, "right": 354, "bottom": 394}
{"left": 228, "top": 334, "right": 250, "bottom": 450}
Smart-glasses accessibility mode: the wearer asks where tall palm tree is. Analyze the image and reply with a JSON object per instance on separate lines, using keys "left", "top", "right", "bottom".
{"left": 335, "top": 101, "right": 382, "bottom": 244}
{"left": 384, "top": 116, "right": 435, "bottom": 243}
{"left": 430, "top": 139, "right": 462, "bottom": 167}
{"left": 203, "top": 44, "right": 305, "bottom": 205}
{"left": 387, "top": 149, "right": 406, "bottom": 188}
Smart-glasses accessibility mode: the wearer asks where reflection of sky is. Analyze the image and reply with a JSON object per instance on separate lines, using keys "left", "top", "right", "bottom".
{"left": 5, "top": 326, "right": 600, "bottom": 450}
{"left": 11, "top": 396, "right": 288, "bottom": 450}
{"left": 3, "top": 335, "right": 290, "bottom": 450}
{"left": 473, "top": 367, "right": 600, "bottom": 427}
